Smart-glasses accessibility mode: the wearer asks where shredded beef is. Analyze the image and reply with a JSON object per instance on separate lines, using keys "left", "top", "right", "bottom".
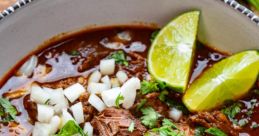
{"left": 40, "top": 76, "right": 87, "bottom": 89}
{"left": 189, "top": 111, "right": 239, "bottom": 136}
{"left": 91, "top": 108, "right": 146, "bottom": 136}
{"left": 145, "top": 92, "right": 169, "bottom": 116}
{"left": 78, "top": 92, "right": 98, "bottom": 122}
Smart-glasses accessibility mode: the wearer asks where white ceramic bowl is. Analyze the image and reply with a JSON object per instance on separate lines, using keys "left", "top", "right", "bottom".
{"left": 0, "top": 0, "right": 258, "bottom": 78}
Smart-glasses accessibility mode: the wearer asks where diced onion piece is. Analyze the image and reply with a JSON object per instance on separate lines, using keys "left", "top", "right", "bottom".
{"left": 111, "top": 78, "right": 121, "bottom": 88}
{"left": 88, "top": 94, "right": 106, "bottom": 112}
{"left": 64, "top": 83, "right": 86, "bottom": 103}
{"left": 18, "top": 55, "right": 38, "bottom": 77}
{"left": 117, "top": 31, "right": 131, "bottom": 41}
{"left": 44, "top": 88, "right": 69, "bottom": 114}
{"left": 32, "top": 122, "right": 51, "bottom": 136}
{"left": 61, "top": 109, "right": 75, "bottom": 127}
{"left": 101, "top": 87, "right": 122, "bottom": 107}
{"left": 70, "top": 102, "right": 84, "bottom": 124}
{"left": 101, "top": 75, "right": 111, "bottom": 88}
{"left": 169, "top": 108, "right": 183, "bottom": 122}
{"left": 100, "top": 59, "right": 115, "bottom": 75}
{"left": 121, "top": 77, "right": 140, "bottom": 109}
{"left": 116, "top": 71, "right": 128, "bottom": 83}
{"left": 49, "top": 116, "right": 61, "bottom": 134}
{"left": 37, "top": 104, "right": 54, "bottom": 123}
{"left": 87, "top": 82, "right": 110, "bottom": 94}
{"left": 88, "top": 70, "right": 102, "bottom": 83}
{"left": 84, "top": 122, "right": 93, "bottom": 136}
{"left": 30, "top": 84, "right": 50, "bottom": 104}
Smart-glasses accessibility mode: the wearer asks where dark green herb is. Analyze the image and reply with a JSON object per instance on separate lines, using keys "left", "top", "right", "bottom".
{"left": 69, "top": 50, "right": 80, "bottom": 56}
{"left": 115, "top": 93, "right": 124, "bottom": 108}
{"left": 194, "top": 126, "right": 206, "bottom": 136}
{"left": 128, "top": 122, "right": 135, "bottom": 132}
{"left": 150, "top": 30, "right": 160, "bottom": 43}
{"left": 140, "top": 107, "right": 160, "bottom": 128}
{"left": 157, "top": 81, "right": 167, "bottom": 90}
{"left": 56, "top": 120, "right": 87, "bottom": 136}
{"left": 110, "top": 51, "right": 128, "bottom": 66}
{"left": 140, "top": 80, "right": 159, "bottom": 95}
{"left": 205, "top": 127, "right": 227, "bottom": 136}
{"left": 151, "top": 119, "right": 183, "bottom": 136}
{"left": 0, "top": 98, "right": 17, "bottom": 122}
{"left": 221, "top": 102, "right": 242, "bottom": 119}
{"left": 44, "top": 99, "right": 51, "bottom": 105}
{"left": 158, "top": 90, "right": 169, "bottom": 102}
{"left": 136, "top": 99, "right": 147, "bottom": 111}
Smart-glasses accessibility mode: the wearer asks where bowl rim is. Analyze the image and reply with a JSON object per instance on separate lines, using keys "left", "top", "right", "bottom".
{"left": 0, "top": 0, "right": 258, "bottom": 25}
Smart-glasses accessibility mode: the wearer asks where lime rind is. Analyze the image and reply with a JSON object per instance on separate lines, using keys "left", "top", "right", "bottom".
{"left": 148, "top": 11, "right": 200, "bottom": 92}
{"left": 183, "top": 50, "right": 259, "bottom": 112}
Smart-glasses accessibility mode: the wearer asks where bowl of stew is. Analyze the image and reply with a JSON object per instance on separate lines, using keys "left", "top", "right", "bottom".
{"left": 0, "top": 0, "right": 258, "bottom": 136}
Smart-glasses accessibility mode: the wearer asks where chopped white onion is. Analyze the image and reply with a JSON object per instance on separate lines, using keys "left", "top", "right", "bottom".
{"left": 87, "top": 82, "right": 110, "bottom": 94}
{"left": 37, "top": 104, "right": 54, "bottom": 123}
{"left": 61, "top": 109, "right": 75, "bottom": 127}
{"left": 88, "top": 70, "right": 102, "bottom": 83}
{"left": 70, "top": 102, "right": 84, "bottom": 124}
{"left": 88, "top": 94, "right": 106, "bottom": 112}
{"left": 49, "top": 116, "right": 61, "bottom": 134}
{"left": 111, "top": 78, "right": 121, "bottom": 88}
{"left": 121, "top": 77, "right": 140, "bottom": 109}
{"left": 32, "top": 122, "right": 51, "bottom": 136}
{"left": 169, "top": 108, "right": 183, "bottom": 122}
{"left": 64, "top": 83, "right": 86, "bottom": 103}
{"left": 84, "top": 122, "right": 93, "bottom": 136}
{"left": 116, "top": 71, "right": 128, "bottom": 83}
{"left": 101, "top": 87, "right": 122, "bottom": 107}
{"left": 18, "top": 55, "right": 38, "bottom": 77}
{"left": 101, "top": 75, "right": 111, "bottom": 88}
{"left": 100, "top": 59, "right": 115, "bottom": 75}
{"left": 30, "top": 84, "right": 50, "bottom": 104}
{"left": 117, "top": 31, "right": 131, "bottom": 41}
{"left": 44, "top": 88, "right": 69, "bottom": 114}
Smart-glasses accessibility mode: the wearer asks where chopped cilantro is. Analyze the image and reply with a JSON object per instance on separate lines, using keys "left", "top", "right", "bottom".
{"left": 151, "top": 119, "right": 183, "bottom": 136}
{"left": 150, "top": 30, "right": 160, "bottom": 43}
{"left": 115, "top": 93, "right": 124, "bottom": 108}
{"left": 128, "top": 121, "right": 135, "bottom": 132}
{"left": 0, "top": 98, "right": 17, "bottom": 123}
{"left": 158, "top": 90, "right": 169, "bottom": 102}
{"left": 205, "top": 127, "right": 227, "bottom": 136}
{"left": 69, "top": 50, "right": 80, "bottom": 56}
{"left": 136, "top": 99, "right": 147, "bottom": 111}
{"left": 194, "top": 126, "right": 206, "bottom": 136}
{"left": 110, "top": 51, "right": 128, "bottom": 66}
{"left": 140, "top": 107, "right": 160, "bottom": 128}
{"left": 221, "top": 102, "right": 241, "bottom": 119}
{"left": 56, "top": 120, "right": 87, "bottom": 136}
{"left": 140, "top": 80, "right": 159, "bottom": 95}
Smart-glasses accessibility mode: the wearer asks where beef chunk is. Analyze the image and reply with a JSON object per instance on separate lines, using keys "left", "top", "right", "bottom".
{"left": 145, "top": 92, "right": 169, "bottom": 116}
{"left": 189, "top": 111, "right": 239, "bottom": 136}
{"left": 78, "top": 92, "right": 98, "bottom": 122}
{"left": 91, "top": 108, "right": 146, "bottom": 136}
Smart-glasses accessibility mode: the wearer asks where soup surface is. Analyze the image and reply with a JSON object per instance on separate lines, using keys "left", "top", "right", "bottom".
{"left": 0, "top": 26, "right": 258, "bottom": 136}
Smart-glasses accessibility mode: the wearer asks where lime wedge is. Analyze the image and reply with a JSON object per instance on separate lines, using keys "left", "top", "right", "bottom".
{"left": 148, "top": 11, "right": 200, "bottom": 92}
{"left": 183, "top": 50, "right": 259, "bottom": 112}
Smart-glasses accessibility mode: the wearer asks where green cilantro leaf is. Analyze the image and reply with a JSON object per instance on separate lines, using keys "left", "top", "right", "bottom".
{"left": 247, "top": 0, "right": 259, "bottom": 10}
{"left": 221, "top": 102, "right": 241, "bottom": 119}
{"left": 140, "top": 107, "right": 160, "bottom": 128}
{"left": 136, "top": 99, "right": 147, "bottom": 111}
{"left": 140, "top": 80, "right": 159, "bottom": 95}
{"left": 56, "top": 120, "right": 87, "bottom": 136}
{"left": 128, "top": 121, "right": 135, "bottom": 132}
{"left": 205, "top": 127, "right": 227, "bottom": 136}
{"left": 115, "top": 93, "right": 124, "bottom": 108}
{"left": 158, "top": 90, "right": 169, "bottom": 102}
{"left": 194, "top": 126, "right": 206, "bottom": 136}
{"left": 110, "top": 51, "right": 128, "bottom": 66}
{"left": 152, "top": 119, "right": 183, "bottom": 136}
{"left": 69, "top": 50, "right": 80, "bottom": 56}
{"left": 0, "top": 98, "right": 17, "bottom": 122}
{"left": 150, "top": 30, "right": 160, "bottom": 43}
